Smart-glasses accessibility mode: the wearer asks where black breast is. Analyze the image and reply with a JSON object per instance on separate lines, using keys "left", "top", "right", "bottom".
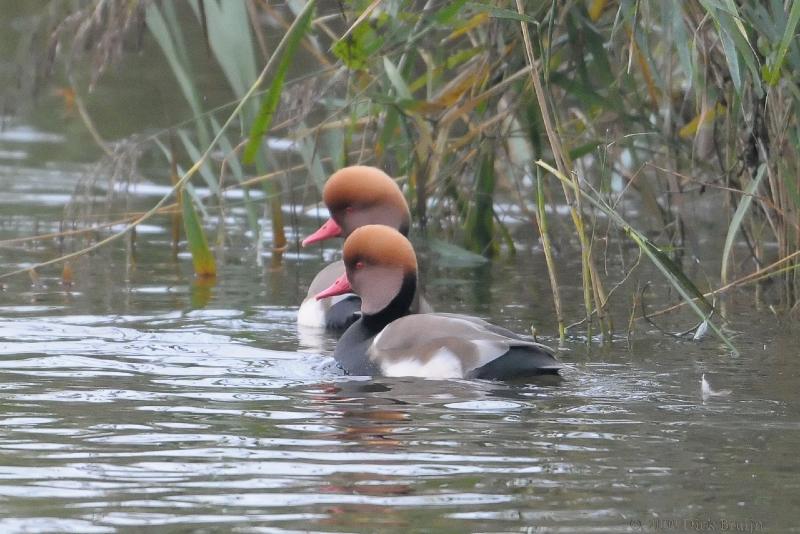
{"left": 325, "top": 295, "right": 361, "bottom": 331}
{"left": 332, "top": 318, "right": 382, "bottom": 376}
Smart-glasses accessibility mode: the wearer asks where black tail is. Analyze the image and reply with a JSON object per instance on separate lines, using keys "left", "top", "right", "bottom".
{"left": 468, "top": 346, "right": 561, "bottom": 381}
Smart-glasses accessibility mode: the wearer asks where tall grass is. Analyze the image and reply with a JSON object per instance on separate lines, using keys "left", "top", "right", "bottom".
{"left": 8, "top": 0, "right": 800, "bottom": 348}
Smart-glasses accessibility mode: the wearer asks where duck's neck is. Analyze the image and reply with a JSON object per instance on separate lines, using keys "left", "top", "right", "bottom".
{"left": 362, "top": 273, "right": 416, "bottom": 332}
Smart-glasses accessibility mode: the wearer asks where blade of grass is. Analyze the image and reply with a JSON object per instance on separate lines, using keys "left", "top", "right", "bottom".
{"left": 464, "top": 146, "right": 497, "bottom": 257}
{"left": 763, "top": 0, "right": 800, "bottom": 85}
{"left": 383, "top": 56, "right": 414, "bottom": 102}
{"left": 211, "top": 117, "right": 260, "bottom": 238}
{"left": 191, "top": 0, "right": 258, "bottom": 101}
{"left": 178, "top": 129, "right": 218, "bottom": 194}
{"left": 465, "top": 2, "right": 541, "bottom": 25}
{"left": 721, "top": 164, "right": 766, "bottom": 284}
{"left": 700, "top": 0, "right": 761, "bottom": 93}
{"left": 535, "top": 165, "right": 566, "bottom": 341}
{"left": 146, "top": 3, "right": 211, "bottom": 148}
{"left": 153, "top": 137, "right": 210, "bottom": 219}
{"left": 296, "top": 135, "right": 328, "bottom": 191}
{"left": 435, "top": 0, "right": 468, "bottom": 25}
{"left": 715, "top": 11, "right": 742, "bottom": 93}
{"left": 243, "top": 0, "right": 314, "bottom": 163}
{"left": 337, "top": 0, "right": 381, "bottom": 43}
{"left": 669, "top": 2, "right": 694, "bottom": 88}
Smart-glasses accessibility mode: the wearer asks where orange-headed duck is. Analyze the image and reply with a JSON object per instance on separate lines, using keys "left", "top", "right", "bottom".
{"left": 298, "top": 166, "right": 432, "bottom": 330}
{"left": 315, "top": 225, "right": 562, "bottom": 380}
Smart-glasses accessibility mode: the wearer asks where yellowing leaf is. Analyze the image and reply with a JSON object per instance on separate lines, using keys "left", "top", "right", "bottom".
{"left": 62, "top": 262, "right": 74, "bottom": 287}
{"left": 589, "top": 0, "right": 609, "bottom": 22}
{"left": 421, "top": 59, "right": 489, "bottom": 113}
{"left": 53, "top": 87, "right": 76, "bottom": 114}
{"left": 181, "top": 189, "right": 217, "bottom": 278}
{"left": 433, "top": 65, "right": 489, "bottom": 107}
{"left": 410, "top": 101, "right": 447, "bottom": 114}
{"left": 679, "top": 103, "right": 726, "bottom": 139}
{"left": 445, "top": 12, "right": 488, "bottom": 42}
{"left": 408, "top": 48, "right": 481, "bottom": 93}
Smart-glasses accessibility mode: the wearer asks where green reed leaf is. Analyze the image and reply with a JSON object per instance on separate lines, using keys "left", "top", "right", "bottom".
{"left": 464, "top": 148, "right": 497, "bottom": 257}
{"left": 332, "top": 21, "right": 382, "bottom": 70}
{"left": 465, "top": 2, "right": 539, "bottom": 25}
{"left": 435, "top": 0, "right": 468, "bottom": 25}
{"left": 764, "top": 0, "right": 800, "bottom": 85}
{"left": 243, "top": 1, "right": 314, "bottom": 164}
{"left": 383, "top": 56, "right": 413, "bottom": 101}
{"left": 721, "top": 165, "right": 766, "bottom": 284}
{"left": 181, "top": 188, "right": 216, "bottom": 278}
{"left": 146, "top": 3, "right": 211, "bottom": 148}
{"left": 178, "top": 129, "right": 218, "bottom": 194}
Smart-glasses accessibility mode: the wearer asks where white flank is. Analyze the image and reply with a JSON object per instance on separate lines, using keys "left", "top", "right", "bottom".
{"left": 297, "top": 298, "right": 327, "bottom": 328}
{"left": 297, "top": 295, "right": 355, "bottom": 328}
{"left": 380, "top": 348, "right": 464, "bottom": 379}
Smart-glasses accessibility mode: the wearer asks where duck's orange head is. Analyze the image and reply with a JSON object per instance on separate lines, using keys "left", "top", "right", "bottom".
{"left": 315, "top": 225, "right": 417, "bottom": 315}
{"left": 302, "top": 166, "right": 410, "bottom": 246}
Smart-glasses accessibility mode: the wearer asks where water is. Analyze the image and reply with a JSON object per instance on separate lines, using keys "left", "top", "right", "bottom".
{"left": 2, "top": 8, "right": 799, "bottom": 533}
{"left": 1, "top": 131, "right": 797, "bottom": 533}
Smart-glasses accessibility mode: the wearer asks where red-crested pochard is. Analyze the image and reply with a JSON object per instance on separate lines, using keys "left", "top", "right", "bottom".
{"left": 298, "top": 166, "right": 432, "bottom": 330}
{"left": 315, "top": 225, "right": 562, "bottom": 380}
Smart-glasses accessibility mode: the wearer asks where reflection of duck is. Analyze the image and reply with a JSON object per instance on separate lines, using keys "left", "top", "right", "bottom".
{"left": 298, "top": 166, "right": 432, "bottom": 331}
{"left": 307, "top": 381, "right": 409, "bottom": 448}
{"left": 316, "top": 225, "right": 562, "bottom": 380}
{"left": 306, "top": 381, "right": 413, "bottom": 529}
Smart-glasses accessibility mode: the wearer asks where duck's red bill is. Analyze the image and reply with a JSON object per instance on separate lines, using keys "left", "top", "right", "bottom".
{"left": 302, "top": 218, "right": 342, "bottom": 246}
{"left": 314, "top": 273, "right": 353, "bottom": 300}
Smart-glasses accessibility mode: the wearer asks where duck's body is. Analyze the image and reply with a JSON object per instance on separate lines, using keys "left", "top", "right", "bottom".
{"left": 336, "top": 313, "right": 560, "bottom": 379}
{"left": 299, "top": 166, "right": 431, "bottom": 331}
{"left": 315, "top": 225, "right": 561, "bottom": 380}
{"left": 297, "top": 261, "right": 361, "bottom": 330}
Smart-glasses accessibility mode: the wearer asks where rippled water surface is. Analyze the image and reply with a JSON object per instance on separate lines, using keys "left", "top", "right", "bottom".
{"left": 2, "top": 7, "right": 800, "bottom": 532}
{"left": 2, "top": 143, "right": 798, "bottom": 533}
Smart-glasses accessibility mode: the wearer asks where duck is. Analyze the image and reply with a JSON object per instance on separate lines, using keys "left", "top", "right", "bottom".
{"left": 314, "top": 224, "right": 562, "bottom": 380}
{"left": 298, "top": 166, "right": 432, "bottom": 330}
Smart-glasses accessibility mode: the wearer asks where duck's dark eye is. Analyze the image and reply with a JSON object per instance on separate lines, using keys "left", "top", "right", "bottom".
{"left": 355, "top": 261, "right": 365, "bottom": 270}
{"left": 345, "top": 206, "right": 354, "bottom": 213}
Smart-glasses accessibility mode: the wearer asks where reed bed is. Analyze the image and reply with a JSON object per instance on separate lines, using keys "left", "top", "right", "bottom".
{"left": 6, "top": 0, "right": 800, "bottom": 350}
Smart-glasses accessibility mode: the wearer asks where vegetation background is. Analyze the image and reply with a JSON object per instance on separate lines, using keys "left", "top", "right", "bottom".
{"left": 3, "top": 0, "right": 800, "bottom": 350}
